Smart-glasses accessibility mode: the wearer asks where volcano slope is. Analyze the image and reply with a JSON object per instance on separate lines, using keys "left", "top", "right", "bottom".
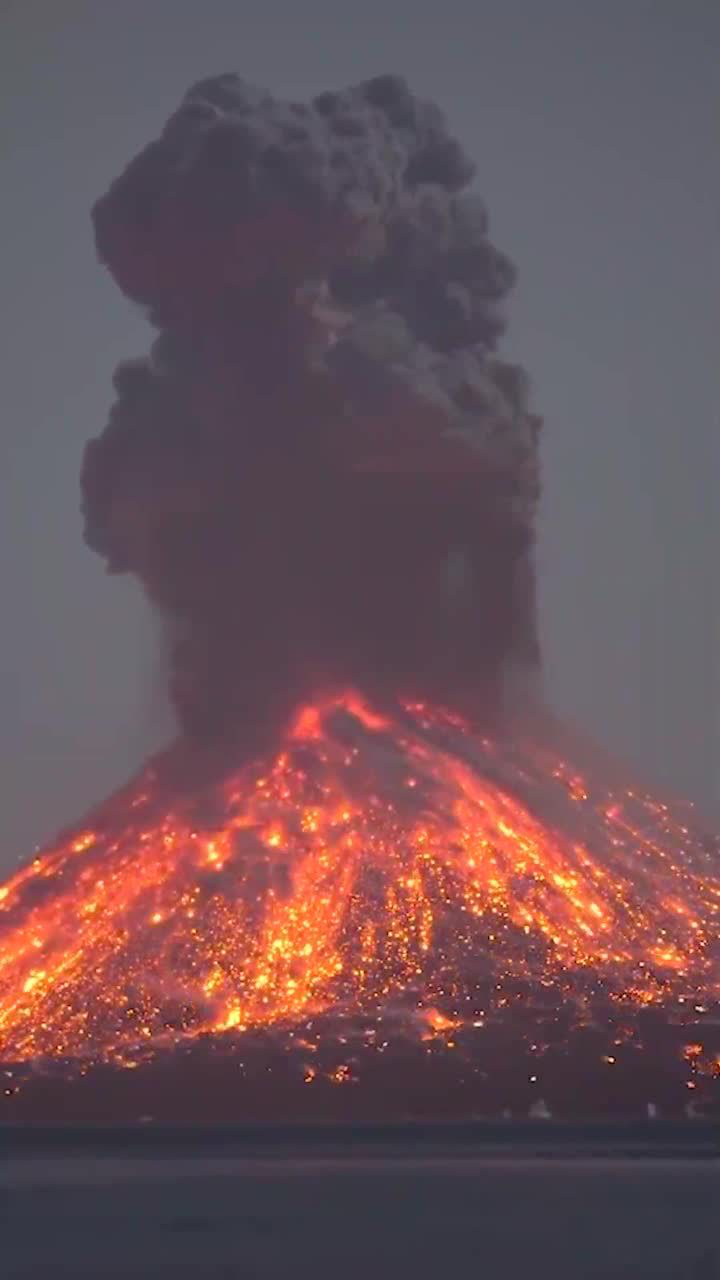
{"left": 1, "top": 696, "right": 718, "bottom": 1122}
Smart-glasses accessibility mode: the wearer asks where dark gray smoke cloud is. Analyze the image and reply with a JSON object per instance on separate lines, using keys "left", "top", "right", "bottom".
{"left": 83, "top": 73, "right": 541, "bottom": 756}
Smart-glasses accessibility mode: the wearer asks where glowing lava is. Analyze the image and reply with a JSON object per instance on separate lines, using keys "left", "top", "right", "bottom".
{"left": 1, "top": 694, "right": 718, "bottom": 1065}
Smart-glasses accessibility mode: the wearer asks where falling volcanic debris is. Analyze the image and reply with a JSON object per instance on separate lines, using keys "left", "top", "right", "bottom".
{"left": 1, "top": 75, "right": 719, "bottom": 1120}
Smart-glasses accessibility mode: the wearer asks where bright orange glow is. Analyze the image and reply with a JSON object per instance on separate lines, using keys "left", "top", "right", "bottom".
{"left": 421, "top": 1008, "right": 461, "bottom": 1039}
{"left": 0, "top": 692, "right": 718, "bottom": 1064}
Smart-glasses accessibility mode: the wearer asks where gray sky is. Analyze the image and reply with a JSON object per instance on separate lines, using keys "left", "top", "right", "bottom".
{"left": 1, "top": 0, "right": 717, "bottom": 872}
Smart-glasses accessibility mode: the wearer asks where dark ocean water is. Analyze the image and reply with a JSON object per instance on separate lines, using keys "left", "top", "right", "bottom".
{"left": 3, "top": 1118, "right": 718, "bottom": 1157}
{"left": 2, "top": 1128, "right": 718, "bottom": 1279}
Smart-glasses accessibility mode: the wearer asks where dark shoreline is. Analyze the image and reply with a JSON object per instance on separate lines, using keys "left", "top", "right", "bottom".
{"left": 4, "top": 1119, "right": 718, "bottom": 1160}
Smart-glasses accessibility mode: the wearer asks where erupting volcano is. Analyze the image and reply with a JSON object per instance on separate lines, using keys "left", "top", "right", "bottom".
{"left": 1, "top": 75, "right": 718, "bottom": 1122}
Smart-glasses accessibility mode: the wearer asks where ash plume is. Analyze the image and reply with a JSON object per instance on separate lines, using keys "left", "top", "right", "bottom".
{"left": 83, "top": 73, "right": 541, "bottom": 756}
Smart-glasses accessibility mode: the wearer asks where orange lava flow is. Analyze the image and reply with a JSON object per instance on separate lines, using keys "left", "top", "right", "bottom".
{"left": 1, "top": 694, "right": 719, "bottom": 1064}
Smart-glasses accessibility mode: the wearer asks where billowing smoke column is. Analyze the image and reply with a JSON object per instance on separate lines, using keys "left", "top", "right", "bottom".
{"left": 83, "top": 74, "right": 541, "bottom": 756}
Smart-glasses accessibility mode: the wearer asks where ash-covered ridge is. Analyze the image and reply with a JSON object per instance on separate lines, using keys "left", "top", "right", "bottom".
{"left": 83, "top": 74, "right": 541, "bottom": 752}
